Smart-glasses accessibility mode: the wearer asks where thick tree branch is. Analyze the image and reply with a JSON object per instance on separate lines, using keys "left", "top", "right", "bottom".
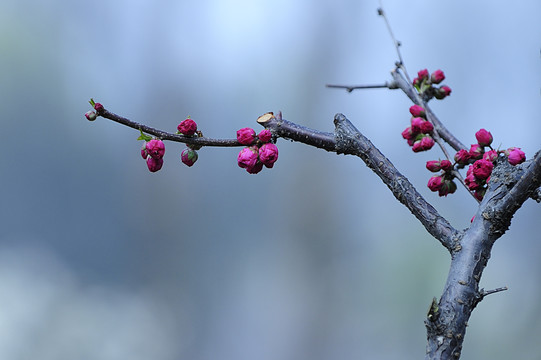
{"left": 259, "top": 113, "right": 460, "bottom": 251}
{"left": 425, "top": 154, "right": 541, "bottom": 359}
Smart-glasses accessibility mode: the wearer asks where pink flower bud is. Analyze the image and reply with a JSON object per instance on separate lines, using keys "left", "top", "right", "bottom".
{"left": 417, "top": 69, "right": 429, "bottom": 81}
{"left": 410, "top": 117, "right": 425, "bottom": 133}
{"left": 259, "top": 143, "right": 279, "bottom": 168}
{"left": 246, "top": 161, "right": 264, "bottom": 174}
{"left": 85, "top": 110, "right": 97, "bottom": 121}
{"left": 146, "top": 157, "right": 163, "bottom": 172}
{"left": 426, "top": 160, "right": 441, "bottom": 172}
{"left": 412, "top": 136, "right": 435, "bottom": 152}
{"left": 507, "top": 147, "right": 526, "bottom": 165}
{"left": 401, "top": 126, "right": 415, "bottom": 140}
{"left": 258, "top": 129, "right": 272, "bottom": 143}
{"left": 145, "top": 139, "right": 165, "bottom": 159}
{"left": 177, "top": 118, "right": 197, "bottom": 136}
{"left": 412, "top": 77, "right": 420, "bottom": 87}
{"left": 430, "top": 69, "right": 445, "bottom": 84}
{"left": 435, "top": 85, "right": 452, "bottom": 99}
{"left": 475, "top": 129, "right": 493, "bottom": 147}
{"left": 440, "top": 160, "right": 453, "bottom": 171}
{"left": 237, "top": 146, "right": 259, "bottom": 170}
{"left": 427, "top": 176, "right": 443, "bottom": 192}
{"left": 236, "top": 127, "right": 256, "bottom": 145}
{"left": 419, "top": 120, "right": 434, "bottom": 134}
{"left": 94, "top": 102, "right": 104, "bottom": 112}
{"left": 472, "top": 159, "right": 493, "bottom": 180}
{"left": 409, "top": 105, "right": 426, "bottom": 118}
{"left": 465, "top": 173, "right": 480, "bottom": 190}
{"left": 181, "top": 148, "right": 198, "bottom": 167}
{"left": 469, "top": 144, "right": 484, "bottom": 160}
{"left": 483, "top": 150, "right": 498, "bottom": 162}
{"left": 454, "top": 149, "right": 471, "bottom": 165}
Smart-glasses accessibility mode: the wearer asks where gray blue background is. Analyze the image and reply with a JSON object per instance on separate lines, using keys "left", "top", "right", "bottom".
{"left": 1, "top": 1, "right": 540, "bottom": 359}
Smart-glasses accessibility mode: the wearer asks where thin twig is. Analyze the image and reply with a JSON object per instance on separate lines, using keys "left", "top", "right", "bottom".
{"left": 377, "top": 1, "right": 411, "bottom": 84}
{"left": 326, "top": 83, "right": 396, "bottom": 92}
{"left": 480, "top": 286, "right": 508, "bottom": 298}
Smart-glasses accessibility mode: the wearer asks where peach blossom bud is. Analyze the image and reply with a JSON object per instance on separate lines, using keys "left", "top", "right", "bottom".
{"left": 237, "top": 146, "right": 259, "bottom": 170}
{"left": 146, "top": 157, "right": 163, "bottom": 172}
{"left": 259, "top": 143, "right": 279, "bottom": 168}
{"left": 145, "top": 139, "right": 165, "bottom": 159}
{"left": 258, "top": 129, "right": 272, "bottom": 143}
{"left": 427, "top": 176, "right": 443, "bottom": 192}
{"left": 475, "top": 129, "right": 493, "bottom": 147}
{"left": 177, "top": 119, "right": 197, "bottom": 136}
{"left": 85, "top": 110, "right": 97, "bottom": 121}
{"left": 507, "top": 147, "right": 526, "bottom": 165}
{"left": 426, "top": 160, "right": 442, "bottom": 172}
{"left": 472, "top": 159, "right": 493, "bottom": 180}
{"left": 430, "top": 69, "right": 445, "bottom": 84}
{"left": 469, "top": 144, "right": 484, "bottom": 160}
{"left": 236, "top": 128, "right": 256, "bottom": 145}
{"left": 483, "top": 150, "right": 498, "bottom": 162}
{"left": 181, "top": 148, "right": 198, "bottom": 167}
{"left": 409, "top": 105, "right": 426, "bottom": 118}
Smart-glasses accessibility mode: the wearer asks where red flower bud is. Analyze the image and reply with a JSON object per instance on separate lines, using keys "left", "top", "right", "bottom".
{"left": 93, "top": 102, "right": 104, "bottom": 112}
{"left": 401, "top": 126, "right": 415, "bottom": 141}
{"left": 412, "top": 136, "right": 435, "bottom": 152}
{"left": 181, "top": 148, "right": 198, "bottom": 167}
{"left": 427, "top": 176, "right": 443, "bottom": 192}
{"left": 236, "top": 127, "right": 256, "bottom": 145}
{"left": 430, "top": 69, "right": 445, "bottom": 84}
{"left": 417, "top": 69, "right": 429, "bottom": 81}
{"left": 237, "top": 146, "right": 259, "bottom": 172}
{"left": 426, "top": 160, "right": 442, "bottom": 172}
{"left": 507, "top": 147, "right": 526, "bottom": 165}
{"left": 419, "top": 120, "right": 434, "bottom": 134}
{"left": 435, "top": 85, "right": 452, "bottom": 99}
{"left": 440, "top": 160, "right": 453, "bottom": 171}
{"left": 474, "top": 188, "right": 486, "bottom": 201}
{"left": 409, "top": 105, "right": 426, "bottom": 118}
{"left": 483, "top": 150, "right": 498, "bottom": 162}
{"left": 410, "top": 117, "right": 425, "bottom": 133}
{"left": 259, "top": 143, "right": 279, "bottom": 168}
{"left": 146, "top": 157, "right": 163, "bottom": 172}
{"left": 258, "top": 129, "right": 272, "bottom": 143}
{"left": 465, "top": 173, "right": 481, "bottom": 190}
{"left": 454, "top": 149, "right": 471, "bottom": 165}
{"left": 469, "top": 144, "right": 484, "bottom": 160}
{"left": 475, "top": 129, "right": 493, "bottom": 147}
{"left": 472, "top": 159, "right": 493, "bottom": 180}
{"left": 177, "top": 118, "right": 198, "bottom": 136}
{"left": 145, "top": 139, "right": 165, "bottom": 159}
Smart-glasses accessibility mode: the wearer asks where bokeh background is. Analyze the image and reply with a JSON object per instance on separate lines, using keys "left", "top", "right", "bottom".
{"left": 1, "top": 1, "right": 540, "bottom": 359}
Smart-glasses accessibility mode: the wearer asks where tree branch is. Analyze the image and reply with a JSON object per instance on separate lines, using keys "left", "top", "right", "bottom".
{"left": 259, "top": 113, "right": 460, "bottom": 251}
{"left": 425, "top": 155, "right": 541, "bottom": 359}
{"left": 98, "top": 108, "right": 242, "bottom": 148}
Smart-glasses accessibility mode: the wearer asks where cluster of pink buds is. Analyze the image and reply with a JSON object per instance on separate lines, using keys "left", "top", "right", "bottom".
{"left": 236, "top": 128, "right": 278, "bottom": 174}
{"left": 141, "top": 139, "right": 166, "bottom": 172}
{"left": 177, "top": 118, "right": 200, "bottom": 167}
{"left": 426, "top": 159, "right": 457, "bottom": 197}
{"left": 425, "top": 127, "right": 527, "bottom": 200}
{"left": 402, "top": 105, "right": 435, "bottom": 152}
{"left": 413, "top": 69, "right": 451, "bottom": 100}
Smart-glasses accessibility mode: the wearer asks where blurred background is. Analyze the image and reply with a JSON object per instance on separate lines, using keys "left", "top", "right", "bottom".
{"left": 1, "top": 0, "right": 540, "bottom": 359}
